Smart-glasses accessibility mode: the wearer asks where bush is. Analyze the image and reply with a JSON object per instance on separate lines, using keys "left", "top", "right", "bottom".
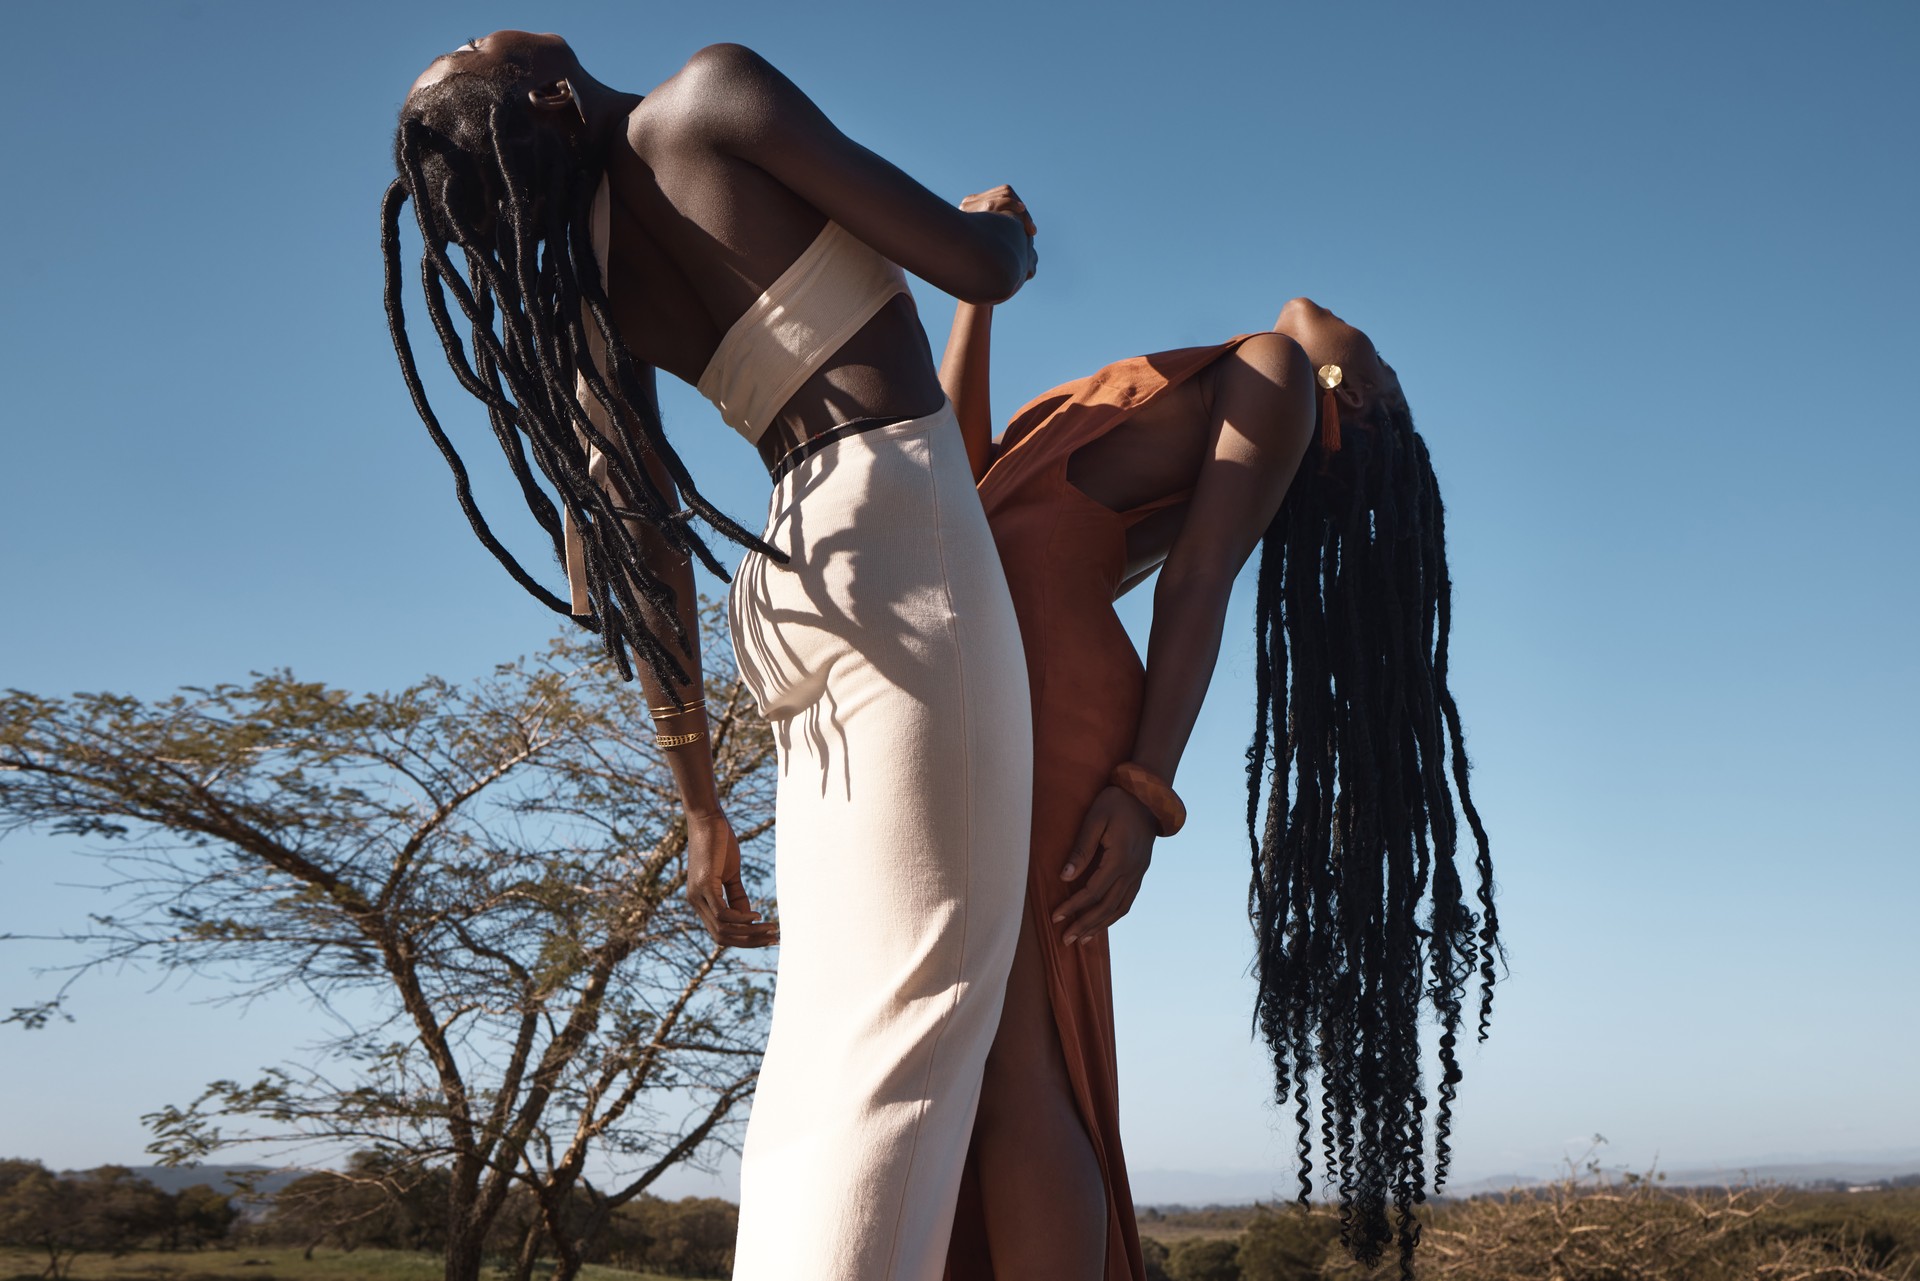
{"left": 1170, "top": 1235, "right": 1243, "bottom": 1281}
{"left": 262, "top": 1155, "right": 450, "bottom": 1254}
{"left": 1141, "top": 1182, "right": 1920, "bottom": 1280}
{"left": 1317, "top": 1179, "right": 1920, "bottom": 1280}
{"left": 1238, "top": 1204, "right": 1341, "bottom": 1280}
{"left": 169, "top": 1183, "right": 239, "bottom": 1249}
{"left": 599, "top": 1195, "right": 737, "bottom": 1277}
{"left": 1741, "top": 1188, "right": 1920, "bottom": 1273}
{"left": 0, "top": 1162, "right": 224, "bottom": 1278}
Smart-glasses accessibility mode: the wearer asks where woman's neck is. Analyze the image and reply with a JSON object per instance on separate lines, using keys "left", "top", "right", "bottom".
{"left": 574, "top": 78, "right": 645, "bottom": 158}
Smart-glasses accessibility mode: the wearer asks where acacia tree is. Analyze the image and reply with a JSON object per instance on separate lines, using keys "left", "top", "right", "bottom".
{"left": 0, "top": 610, "right": 776, "bottom": 1281}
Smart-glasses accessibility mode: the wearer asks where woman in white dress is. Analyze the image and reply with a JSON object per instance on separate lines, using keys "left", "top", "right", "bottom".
{"left": 382, "top": 33, "right": 1038, "bottom": 1279}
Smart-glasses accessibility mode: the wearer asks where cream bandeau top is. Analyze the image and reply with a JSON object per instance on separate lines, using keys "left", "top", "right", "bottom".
{"left": 562, "top": 177, "right": 910, "bottom": 614}
{"left": 694, "top": 217, "right": 911, "bottom": 443}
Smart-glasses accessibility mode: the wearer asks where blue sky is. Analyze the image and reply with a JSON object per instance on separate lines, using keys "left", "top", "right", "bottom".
{"left": 2, "top": 0, "right": 1916, "bottom": 1198}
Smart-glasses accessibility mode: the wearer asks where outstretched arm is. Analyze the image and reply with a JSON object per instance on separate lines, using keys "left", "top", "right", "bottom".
{"left": 676, "top": 44, "right": 1038, "bottom": 303}
{"left": 938, "top": 188, "right": 1034, "bottom": 481}
{"left": 1055, "top": 333, "right": 1316, "bottom": 943}
{"left": 941, "top": 300, "right": 995, "bottom": 480}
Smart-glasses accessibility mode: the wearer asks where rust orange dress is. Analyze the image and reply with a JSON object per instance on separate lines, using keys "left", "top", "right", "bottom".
{"left": 945, "top": 336, "right": 1258, "bottom": 1280}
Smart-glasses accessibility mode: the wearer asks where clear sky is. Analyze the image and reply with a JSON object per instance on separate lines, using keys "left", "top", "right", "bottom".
{"left": 2, "top": 0, "right": 1917, "bottom": 1200}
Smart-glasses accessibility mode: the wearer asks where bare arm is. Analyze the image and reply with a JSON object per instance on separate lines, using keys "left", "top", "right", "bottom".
{"left": 936, "top": 188, "right": 1035, "bottom": 479}
{"left": 605, "top": 381, "right": 777, "bottom": 950}
{"left": 1128, "top": 371, "right": 1312, "bottom": 779}
{"left": 1056, "top": 333, "right": 1315, "bottom": 942}
{"left": 1135, "top": 335, "right": 1315, "bottom": 777}
{"left": 939, "top": 187, "right": 1035, "bottom": 480}
{"left": 678, "top": 45, "right": 1037, "bottom": 302}
{"left": 941, "top": 302, "right": 995, "bottom": 481}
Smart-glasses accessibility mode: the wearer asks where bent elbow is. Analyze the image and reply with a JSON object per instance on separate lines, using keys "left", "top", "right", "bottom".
{"left": 940, "top": 257, "right": 1029, "bottom": 307}
{"left": 945, "top": 215, "right": 1030, "bottom": 304}
{"left": 950, "top": 256, "right": 1025, "bottom": 305}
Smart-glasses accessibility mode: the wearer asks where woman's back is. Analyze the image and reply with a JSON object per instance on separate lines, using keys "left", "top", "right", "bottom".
{"left": 595, "top": 44, "right": 1024, "bottom": 444}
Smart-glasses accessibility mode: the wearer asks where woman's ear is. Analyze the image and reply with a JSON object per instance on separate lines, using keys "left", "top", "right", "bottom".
{"left": 527, "top": 78, "right": 577, "bottom": 114}
{"left": 1335, "top": 380, "right": 1368, "bottom": 415}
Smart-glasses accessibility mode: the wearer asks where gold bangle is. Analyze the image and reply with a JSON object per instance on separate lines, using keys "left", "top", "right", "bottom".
{"left": 656, "top": 730, "right": 706, "bottom": 749}
{"left": 648, "top": 699, "right": 707, "bottom": 720}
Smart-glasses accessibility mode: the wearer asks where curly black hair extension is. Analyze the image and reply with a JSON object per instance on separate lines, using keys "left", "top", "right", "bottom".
{"left": 1245, "top": 388, "right": 1500, "bottom": 1274}
{"left": 380, "top": 56, "right": 775, "bottom": 686}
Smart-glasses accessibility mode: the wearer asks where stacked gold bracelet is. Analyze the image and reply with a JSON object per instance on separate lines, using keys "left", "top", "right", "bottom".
{"left": 649, "top": 698, "right": 707, "bottom": 750}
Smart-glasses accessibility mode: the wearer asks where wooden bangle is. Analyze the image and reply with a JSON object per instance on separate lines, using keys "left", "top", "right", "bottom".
{"left": 1109, "top": 762, "right": 1186, "bottom": 837}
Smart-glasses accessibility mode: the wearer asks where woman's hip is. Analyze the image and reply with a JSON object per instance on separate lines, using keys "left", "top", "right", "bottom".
{"left": 728, "top": 401, "right": 1025, "bottom": 723}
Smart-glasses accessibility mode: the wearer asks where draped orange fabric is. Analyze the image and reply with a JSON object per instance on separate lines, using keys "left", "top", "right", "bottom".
{"left": 946, "top": 335, "right": 1259, "bottom": 1280}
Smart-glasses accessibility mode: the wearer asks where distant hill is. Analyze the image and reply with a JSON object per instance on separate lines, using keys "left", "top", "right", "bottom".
{"left": 1437, "top": 1159, "right": 1920, "bottom": 1197}
{"left": 85, "top": 1165, "right": 307, "bottom": 1198}
{"left": 1656, "top": 1160, "right": 1920, "bottom": 1189}
{"left": 1133, "top": 1155, "right": 1920, "bottom": 1208}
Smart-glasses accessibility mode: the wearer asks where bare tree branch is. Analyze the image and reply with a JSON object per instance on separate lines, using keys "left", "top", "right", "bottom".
{"left": 0, "top": 606, "right": 773, "bottom": 1281}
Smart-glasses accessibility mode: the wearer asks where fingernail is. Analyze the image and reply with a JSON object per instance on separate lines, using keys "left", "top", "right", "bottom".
{"left": 1052, "top": 912, "right": 1064, "bottom": 922}
{"left": 1061, "top": 865, "right": 1075, "bottom": 879}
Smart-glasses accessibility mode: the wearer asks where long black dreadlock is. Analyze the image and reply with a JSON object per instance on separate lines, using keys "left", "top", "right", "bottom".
{"left": 1245, "top": 387, "right": 1500, "bottom": 1274}
{"left": 380, "top": 56, "right": 773, "bottom": 685}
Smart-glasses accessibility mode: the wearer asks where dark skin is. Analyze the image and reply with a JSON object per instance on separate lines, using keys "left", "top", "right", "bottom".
{"left": 938, "top": 290, "right": 1395, "bottom": 1277}
{"left": 408, "top": 33, "right": 1037, "bottom": 953}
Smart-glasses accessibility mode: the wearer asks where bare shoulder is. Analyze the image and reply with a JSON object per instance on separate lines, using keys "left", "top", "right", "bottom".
{"left": 1208, "top": 334, "right": 1312, "bottom": 434}
{"left": 672, "top": 42, "right": 782, "bottom": 92}
{"left": 1225, "top": 331, "right": 1311, "bottom": 384}
{"left": 645, "top": 44, "right": 789, "bottom": 137}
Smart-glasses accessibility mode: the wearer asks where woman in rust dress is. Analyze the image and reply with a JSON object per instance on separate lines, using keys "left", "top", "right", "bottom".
{"left": 938, "top": 284, "right": 1499, "bottom": 1279}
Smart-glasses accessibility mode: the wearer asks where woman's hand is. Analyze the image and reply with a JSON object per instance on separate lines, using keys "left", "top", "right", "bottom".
{"left": 960, "top": 184, "right": 1037, "bottom": 280}
{"left": 686, "top": 809, "right": 780, "bottom": 949}
{"left": 960, "top": 184, "right": 1036, "bottom": 235}
{"left": 1054, "top": 786, "right": 1157, "bottom": 944}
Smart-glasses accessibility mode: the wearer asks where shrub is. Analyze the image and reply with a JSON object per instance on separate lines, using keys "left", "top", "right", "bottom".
{"left": 1141, "top": 1181, "right": 1920, "bottom": 1280}
{"left": 1238, "top": 1204, "right": 1342, "bottom": 1280}
{"left": 1170, "top": 1235, "right": 1244, "bottom": 1281}
{"left": 1319, "top": 1178, "right": 1920, "bottom": 1280}
{"left": 600, "top": 1195, "right": 737, "bottom": 1278}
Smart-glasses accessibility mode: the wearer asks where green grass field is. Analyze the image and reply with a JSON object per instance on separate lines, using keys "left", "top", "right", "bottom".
{"left": 0, "top": 1246, "right": 675, "bottom": 1281}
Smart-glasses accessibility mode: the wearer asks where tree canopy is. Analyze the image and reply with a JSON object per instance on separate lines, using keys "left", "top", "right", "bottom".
{"left": 1, "top": 611, "right": 776, "bottom": 1281}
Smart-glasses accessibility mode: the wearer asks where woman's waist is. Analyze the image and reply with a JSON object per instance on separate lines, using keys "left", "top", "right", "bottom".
{"left": 748, "top": 301, "right": 944, "bottom": 467}
{"left": 757, "top": 401, "right": 984, "bottom": 540}
{"left": 753, "top": 379, "right": 947, "bottom": 473}
{"left": 990, "top": 514, "right": 1130, "bottom": 606}
{"left": 1030, "top": 674, "right": 1142, "bottom": 770}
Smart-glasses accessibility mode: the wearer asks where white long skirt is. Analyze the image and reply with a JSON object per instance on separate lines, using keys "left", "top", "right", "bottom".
{"left": 727, "top": 403, "right": 1032, "bottom": 1280}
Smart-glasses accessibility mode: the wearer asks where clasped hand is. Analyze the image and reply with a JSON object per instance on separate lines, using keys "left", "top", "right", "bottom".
{"left": 960, "top": 183, "right": 1038, "bottom": 281}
